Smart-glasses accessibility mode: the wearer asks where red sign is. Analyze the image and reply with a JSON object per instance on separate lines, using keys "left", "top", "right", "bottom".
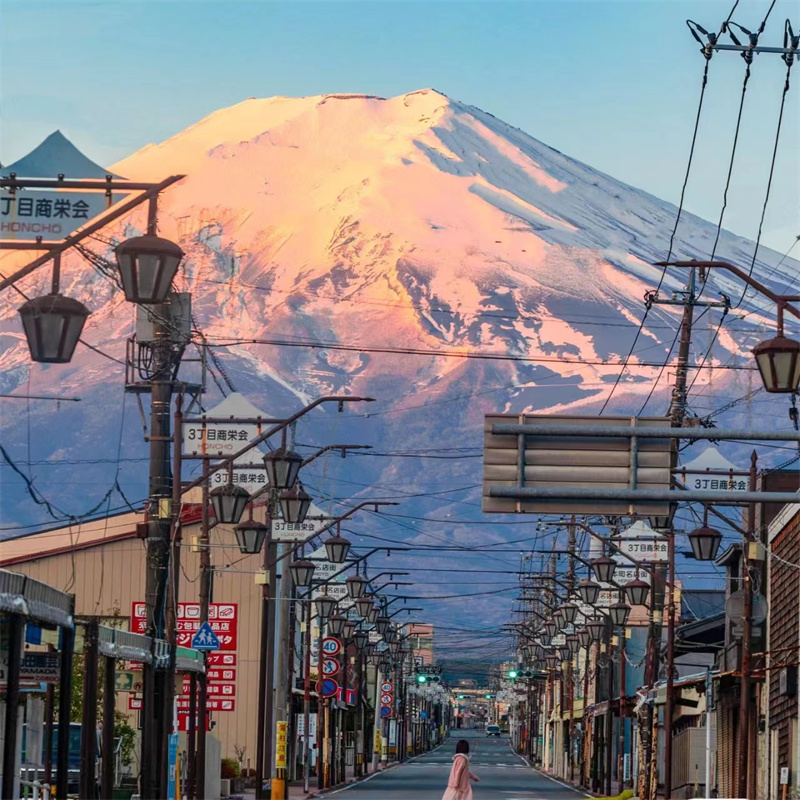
{"left": 207, "top": 653, "right": 237, "bottom": 667}
{"left": 176, "top": 698, "right": 236, "bottom": 712}
{"left": 130, "top": 602, "right": 238, "bottom": 650}
{"left": 176, "top": 714, "right": 212, "bottom": 732}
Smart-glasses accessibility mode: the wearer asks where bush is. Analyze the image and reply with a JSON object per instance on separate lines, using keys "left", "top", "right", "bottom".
{"left": 221, "top": 758, "right": 241, "bottom": 779}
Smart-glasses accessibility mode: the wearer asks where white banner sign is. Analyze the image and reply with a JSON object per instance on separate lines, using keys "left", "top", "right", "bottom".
{"left": 615, "top": 538, "right": 668, "bottom": 564}
{"left": 0, "top": 190, "right": 115, "bottom": 241}
{"left": 272, "top": 502, "right": 333, "bottom": 542}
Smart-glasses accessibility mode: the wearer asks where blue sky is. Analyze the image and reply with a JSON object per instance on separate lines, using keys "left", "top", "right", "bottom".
{"left": 2, "top": 0, "right": 798, "bottom": 251}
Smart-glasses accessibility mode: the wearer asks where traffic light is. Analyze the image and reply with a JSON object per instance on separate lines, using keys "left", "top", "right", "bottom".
{"left": 507, "top": 669, "right": 518, "bottom": 679}
{"left": 485, "top": 694, "right": 492, "bottom": 699}
{"left": 458, "top": 694, "right": 465, "bottom": 699}
{"left": 417, "top": 674, "right": 428, "bottom": 684}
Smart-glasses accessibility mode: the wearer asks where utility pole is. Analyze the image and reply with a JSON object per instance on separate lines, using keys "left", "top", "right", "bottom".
{"left": 567, "top": 517, "right": 576, "bottom": 784}
{"left": 272, "top": 541, "right": 293, "bottom": 798}
{"left": 195, "top": 459, "right": 211, "bottom": 800}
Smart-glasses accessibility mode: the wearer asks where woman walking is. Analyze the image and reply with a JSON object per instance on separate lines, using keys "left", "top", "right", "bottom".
{"left": 442, "top": 739, "right": 479, "bottom": 800}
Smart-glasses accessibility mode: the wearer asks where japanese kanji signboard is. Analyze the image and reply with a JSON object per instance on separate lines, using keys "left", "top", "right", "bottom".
{"left": 0, "top": 192, "right": 112, "bottom": 241}
{"left": 131, "top": 602, "right": 238, "bottom": 650}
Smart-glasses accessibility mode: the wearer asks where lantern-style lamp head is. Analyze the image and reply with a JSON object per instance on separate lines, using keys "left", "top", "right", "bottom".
{"left": 368, "top": 604, "right": 380, "bottom": 624}
{"left": 233, "top": 519, "right": 268, "bottom": 555}
{"left": 577, "top": 628, "right": 592, "bottom": 649}
{"left": 209, "top": 483, "right": 250, "bottom": 525}
{"left": 545, "top": 653, "right": 559, "bottom": 669}
{"left": 566, "top": 634, "right": 580, "bottom": 655}
{"left": 591, "top": 555, "right": 616, "bottom": 584}
{"left": 753, "top": 335, "right": 800, "bottom": 393}
{"left": 279, "top": 485, "right": 312, "bottom": 525}
{"left": 383, "top": 626, "right": 397, "bottom": 644}
{"left": 376, "top": 615, "right": 391, "bottom": 636}
{"left": 561, "top": 603, "right": 578, "bottom": 625}
{"left": 388, "top": 641, "right": 401, "bottom": 657}
{"left": 289, "top": 559, "right": 316, "bottom": 588}
{"left": 346, "top": 575, "right": 367, "bottom": 600}
{"left": 114, "top": 235, "right": 184, "bottom": 304}
{"left": 342, "top": 620, "right": 355, "bottom": 640}
{"left": 19, "top": 294, "right": 90, "bottom": 364}
{"left": 327, "top": 613, "right": 346, "bottom": 637}
{"left": 587, "top": 618, "right": 606, "bottom": 641}
{"left": 353, "top": 630, "right": 369, "bottom": 650}
{"left": 544, "top": 621, "right": 558, "bottom": 638}
{"left": 263, "top": 448, "right": 303, "bottom": 491}
{"left": 625, "top": 579, "right": 650, "bottom": 607}
{"left": 609, "top": 602, "right": 632, "bottom": 628}
{"left": 315, "top": 594, "right": 337, "bottom": 619}
{"left": 355, "top": 597, "right": 374, "bottom": 618}
{"left": 325, "top": 536, "right": 351, "bottom": 564}
{"left": 688, "top": 525, "right": 723, "bottom": 561}
{"left": 578, "top": 578, "right": 601, "bottom": 606}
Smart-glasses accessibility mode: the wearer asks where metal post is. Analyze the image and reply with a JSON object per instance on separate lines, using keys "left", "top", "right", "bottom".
{"left": 1, "top": 615, "right": 23, "bottom": 800}
{"left": 582, "top": 645, "right": 590, "bottom": 787}
{"left": 196, "top": 459, "right": 211, "bottom": 800}
{"left": 317, "top": 619, "right": 326, "bottom": 791}
{"left": 55, "top": 622, "right": 74, "bottom": 800}
{"left": 705, "top": 668, "right": 712, "bottom": 799}
{"left": 664, "top": 531, "right": 676, "bottom": 800}
{"left": 255, "top": 505, "right": 274, "bottom": 800}
{"left": 43, "top": 677, "right": 54, "bottom": 789}
{"left": 102, "top": 654, "right": 115, "bottom": 799}
{"left": 736, "top": 452, "right": 757, "bottom": 799}
{"left": 272, "top": 543, "right": 292, "bottom": 799}
{"left": 187, "top": 672, "right": 197, "bottom": 799}
{"left": 80, "top": 621, "right": 99, "bottom": 800}
{"left": 605, "top": 630, "right": 614, "bottom": 797}
{"left": 302, "top": 604, "right": 313, "bottom": 794}
{"left": 141, "top": 296, "right": 175, "bottom": 800}
{"left": 619, "top": 629, "right": 626, "bottom": 794}
{"left": 372, "top": 666, "right": 382, "bottom": 772}
{"left": 264, "top": 540, "right": 278, "bottom": 791}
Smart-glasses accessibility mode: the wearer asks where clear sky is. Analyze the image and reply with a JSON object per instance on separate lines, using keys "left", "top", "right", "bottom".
{"left": 2, "top": 0, "right": 798, "bottom": 251}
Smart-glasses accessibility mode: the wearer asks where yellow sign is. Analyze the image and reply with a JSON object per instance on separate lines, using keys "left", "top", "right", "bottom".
{"left": 374, "top": 728, "right": 381, "bottom": 752}
{"left": 275, "top": 720, "right": 288, "bottom": 768}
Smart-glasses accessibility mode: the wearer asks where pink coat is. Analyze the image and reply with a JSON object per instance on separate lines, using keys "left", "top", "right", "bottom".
{"left": 442, "top": 753, "right": 476, "bottom": 800}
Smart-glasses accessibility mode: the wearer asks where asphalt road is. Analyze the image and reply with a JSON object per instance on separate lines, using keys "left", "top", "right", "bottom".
{"left": 318, "top": 731, "right": 587, "bottom": 799}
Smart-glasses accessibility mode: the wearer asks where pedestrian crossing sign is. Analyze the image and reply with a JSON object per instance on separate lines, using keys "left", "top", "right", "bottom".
{"left": 191, "top": 621, "right": 220, "bottom": 651}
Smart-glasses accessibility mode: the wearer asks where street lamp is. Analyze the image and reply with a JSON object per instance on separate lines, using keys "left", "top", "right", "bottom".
{"left": 289, "top": 560, "right": 316, "bottom": 588}
{"left": 624, "top": 579, "right": 650, "bottom": 607}
{"left": 560, "top": 603, "right": 578, "bottom": 625}
{"left": 315, "top": 595, "right": 337, "bottom": 619}
{"left": 753, "top": 335, "right": 800, "bottom": 393}
{"left": 587, "top": 618, "right": 606, "bottom": 641}
{"left": 209, "top": 483, "right": 250, "bottom": 525}
{"left": 233, "top": 519, "right": 268, "bottom": 555}
{"left": 328, "top": 613, "right": 346, "bottom": 637}
{"left": 591, "top": 555, "right": 616, "bottom": 584}
{"left": 545, "top": 653, "right": 559, "bottom": 669}
{"left": 368, "top": 604, "right": 380, "bottom": 624}
{"left": 278, "top": 485, "right": 312, "bottom": 525}
{"left": 114, "top": 234, "right": 184, "bottom": 304}
{"left": 353, "top": 630, "right": 369, "bottom": 650}
{"left": 578, "top": 579, "right": 601, "bottom": 605}
{"left": 263, "top": 448, "right": 303, "bottom": 491}
{"left": 609, "top": 602, "right": 631, "bottom": 627}
{"left": 566, "top": 634, "right": 580, "bottom": 655}
{"left": 346, "top": 575, "right": 367, "bottom": 600}
{"left": 688, "top": 525, "right": 723, "bottom": 561}
{"left": 376, "top": 616, "right": 391, "bottom": 636}
{"left": 354, "top": 597, "right": 373, "bottom": 618}
{"left": 544, "top": 621, "right": 557, "bottom": 638}
{"left": 577, "top": 629, "right": 592, "bottom": 649}
{"left": 342, "top": 620, "right": 355, "bottom": 640}
{"left": 324, "top": 536, "right": 351, "bottom": 564}
{"left": 388, "top": 641, "right": 401, "bottom": 657}
{"left": 18, "top": 294, "right": 90, "bottom": 364}
{"left": 384, "top": 626, "right": 397, "bottom": 644}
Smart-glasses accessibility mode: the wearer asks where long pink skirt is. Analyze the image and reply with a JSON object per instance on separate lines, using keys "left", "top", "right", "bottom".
{"left": 441, "top": 788, "right": 473, "bottom": 800}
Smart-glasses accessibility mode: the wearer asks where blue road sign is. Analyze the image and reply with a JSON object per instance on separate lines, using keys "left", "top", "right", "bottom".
{"left": 379, "top": 706, "right": 392, "bottom": 718}
{"left": 191, "top": 621, "right": 220, "bottom": 651}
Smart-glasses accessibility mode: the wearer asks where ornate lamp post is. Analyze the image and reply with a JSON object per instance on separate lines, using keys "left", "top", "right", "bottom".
{"left": 114, "top": 234, "right": 184, "bottom": 304}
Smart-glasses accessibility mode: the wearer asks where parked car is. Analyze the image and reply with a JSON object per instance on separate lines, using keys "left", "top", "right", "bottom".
{"left": 486, "top": 724, "right": 501, "bottom": 737}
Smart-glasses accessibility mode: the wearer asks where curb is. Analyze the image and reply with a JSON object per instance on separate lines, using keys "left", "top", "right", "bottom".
{"left": 511, "top": 742, "right": 593, "bottom": 798}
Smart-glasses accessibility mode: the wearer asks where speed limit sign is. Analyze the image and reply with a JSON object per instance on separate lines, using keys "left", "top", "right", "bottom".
{"left": 381, "top": 681, "right": 394, "bottom": 693}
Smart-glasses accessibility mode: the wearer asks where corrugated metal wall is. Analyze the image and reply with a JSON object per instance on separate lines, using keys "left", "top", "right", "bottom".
{"left": 8, "top": 522, "right": 267, "bottom": 762}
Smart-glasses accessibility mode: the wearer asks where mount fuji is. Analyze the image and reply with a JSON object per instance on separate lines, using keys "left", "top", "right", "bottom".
{"left": 0, "top": 89, "right": 795, "bottom": 553}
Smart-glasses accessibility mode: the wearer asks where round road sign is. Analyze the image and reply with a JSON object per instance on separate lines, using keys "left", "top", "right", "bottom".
{"left": 322, "top": 658, "right": 340, "bottom": 677}
{"left": 317, "top": 678, "right": 339, "bottom": 698}
{"left": 379, "top": 706, "right": 392, "bottom": 718}
{"left": 322, "top": 637, "right": 342, "bottom": 656}
{"left": 380, "top": 693, "right": 393, "bottom": 705}
{"left": 380, "top": 681, "right": 394, "bottom": 693}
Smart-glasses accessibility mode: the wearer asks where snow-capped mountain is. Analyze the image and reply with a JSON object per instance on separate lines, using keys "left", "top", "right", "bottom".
{"left": 0, "top": 89, "right": 794, "bottom": 533}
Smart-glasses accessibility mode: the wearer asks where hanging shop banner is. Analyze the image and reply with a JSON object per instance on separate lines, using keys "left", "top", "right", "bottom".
{"left": 276, "top": 721, "right": 288, "bottom": 768}
{"left": 0, "top": 190, "right": 113, "bottom": 241}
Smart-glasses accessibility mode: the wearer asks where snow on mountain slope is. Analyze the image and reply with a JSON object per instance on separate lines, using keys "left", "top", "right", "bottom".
{"left": 0, "top": 89, "right": 795, "bottom": 535}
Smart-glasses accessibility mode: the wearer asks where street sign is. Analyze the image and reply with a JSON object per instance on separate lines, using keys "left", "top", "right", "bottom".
{"left": 0, "top": 190, "right": 115, "bottom": 241}
{"left": 322, "top": 637, "right": 342, "bottom": 656}
{"left": 182, "top": 393, "right": 270, "bottom": 457}
{"left": 322, "top": 658, "right": 340, "bottom": 677}
{"left": 115, "top": 670, "right": 143, "bottom": 693}
{"left": 614, "top": 522, "right": 668, "bottom": 564}
{"left": 381, "top": 681, "right": 394, "bottom": 693}
{"left": 676, "top": 447, "right": 746, "bottom": 492}
{"left": 379, "top": 706, "right": 392, "bottom": 718}
{"left": 272, "top": 502, "right": 334, "bottom": 542}
{"left": 318, "top": 678, "right": 339, "bottom": 698}
{"left": 276, "top": 721, "right": 288, "bottom": 768}
{"left": 308, "top": 546, "right": 348, "bottom": 581}
{"left": 380, "top": 693, "right": 393, "bottom": 705}
{"left": 132, "top": 602, "right": 238, "bottom": 650}
{"left": 0, "top": 652, "right": 60, "bottom": 686}
{"left": 191, "top": 621, "right": 220, "bottom": 651}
